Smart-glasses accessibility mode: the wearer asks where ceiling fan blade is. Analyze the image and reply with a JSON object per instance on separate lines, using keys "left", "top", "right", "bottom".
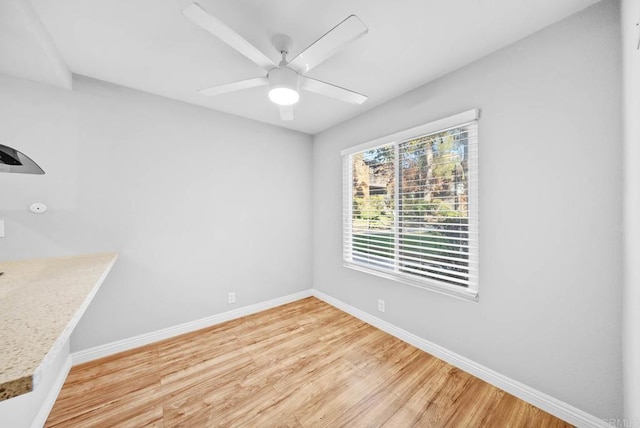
{"left": 182, "top": 3, "right": 275, "bottom": 70}
{"left": 288, "top": 15, "right": 368, "bottom": 74}
{"left": 301, "top": 77, "right": 367, "bottom": 105}
{"left": 279, "top": 105, "right": 294, "bottom": 121}
{"left": 199, "top": 77, "right": 268, "bottom": 96}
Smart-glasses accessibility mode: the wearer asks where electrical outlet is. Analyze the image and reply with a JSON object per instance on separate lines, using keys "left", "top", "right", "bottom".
{"left": 228, "top": 292, "right": 236, "bottom": 304}
{"left": 377, "top": 299, "right": 385, "bottom": 313}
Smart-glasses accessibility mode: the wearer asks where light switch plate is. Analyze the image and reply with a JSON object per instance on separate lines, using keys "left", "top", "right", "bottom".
{"left": 0, "top": 220, "right": 4, "bottom": 238}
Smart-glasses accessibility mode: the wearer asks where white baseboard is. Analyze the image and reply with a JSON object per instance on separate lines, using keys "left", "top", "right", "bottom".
{"left": 31, "top": 355, "right": 72, "bottom": 428}
{"left": 310, "top": 289, "right": 610, "bottom": 428}
{"left": 70, "top": 287, "right": 608, "bottom": 428}
{"left": 71, "top": 289, "right": 312, "bottom": 365}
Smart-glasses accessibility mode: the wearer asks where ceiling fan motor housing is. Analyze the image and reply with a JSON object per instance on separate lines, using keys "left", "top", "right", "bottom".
{"left": 268, "top": 67, "right": 300, "bottom": 105}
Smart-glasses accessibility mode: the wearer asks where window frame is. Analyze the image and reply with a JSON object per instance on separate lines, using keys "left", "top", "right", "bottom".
{"left": 341, "top": 109, "right": 480, "bottom": 301}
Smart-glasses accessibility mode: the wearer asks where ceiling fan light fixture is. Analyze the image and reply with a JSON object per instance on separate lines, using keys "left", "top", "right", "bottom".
{"left": 268, "top": 67, "right": 300, "bottom": 106}
{"left": 269, "top": 87, "right": 299, "bottom": 106}
{"left": 182, "top": 4, "right": 369, "bottom": 120}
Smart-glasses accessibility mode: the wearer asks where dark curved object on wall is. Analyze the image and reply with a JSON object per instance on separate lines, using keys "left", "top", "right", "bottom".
{"left": 0, "top": 144, "right": 45, "bottom": 174}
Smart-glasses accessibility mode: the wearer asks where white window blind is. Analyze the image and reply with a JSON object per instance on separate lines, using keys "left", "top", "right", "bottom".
{"left": 342, "top": 110, "right": 479, "bottom": 300}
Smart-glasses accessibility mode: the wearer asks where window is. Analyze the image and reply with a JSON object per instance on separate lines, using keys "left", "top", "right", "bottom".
{"left": 342, "top": 110, "right": 479, "bottom": 300}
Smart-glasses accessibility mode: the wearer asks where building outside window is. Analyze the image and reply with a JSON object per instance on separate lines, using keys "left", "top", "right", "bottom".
{"left": 342, "top": 109, "right": 479, "bottom": 300}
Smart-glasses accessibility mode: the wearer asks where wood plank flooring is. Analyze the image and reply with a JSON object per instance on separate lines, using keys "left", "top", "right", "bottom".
{"left": 46, "top": 297, "right": 572, "bottom": 427}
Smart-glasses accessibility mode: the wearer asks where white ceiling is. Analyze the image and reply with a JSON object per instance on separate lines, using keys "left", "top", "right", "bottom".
{"left": 3, "top": 0, "right": 600, "bottom": 135}
{"left": 0, "top": 0, "right": 70, "bottom": 90}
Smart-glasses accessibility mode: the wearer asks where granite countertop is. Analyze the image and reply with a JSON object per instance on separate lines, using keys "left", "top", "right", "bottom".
{"left": 0, "top": 253, "right": 118, "bottom": 401}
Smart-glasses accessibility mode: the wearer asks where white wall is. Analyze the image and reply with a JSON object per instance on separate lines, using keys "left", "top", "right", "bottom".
{"left": 621, "top": 0, "right": 640, "bottom": 423}
{"left": 0, "top": 74, "right": 313, "bottom": 351}
{"left": 313, "top": 0, "right": 622, "bottom": 420}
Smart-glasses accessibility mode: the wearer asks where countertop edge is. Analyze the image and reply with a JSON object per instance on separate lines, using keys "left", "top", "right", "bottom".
{"left": 32, "top": 253, "right": 118, "bottom": 388}
{"left": 0, "top": 252, "right": 119, "bottom": 401}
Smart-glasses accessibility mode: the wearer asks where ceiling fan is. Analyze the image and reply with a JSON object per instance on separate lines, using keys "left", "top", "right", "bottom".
{"left": 182, "top": 3, "right": 368, "bottom": 121}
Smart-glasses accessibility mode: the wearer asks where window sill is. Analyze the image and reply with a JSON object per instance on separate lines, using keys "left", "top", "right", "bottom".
{"left": 343, "top": 261, "right": 479, "bottom": 302}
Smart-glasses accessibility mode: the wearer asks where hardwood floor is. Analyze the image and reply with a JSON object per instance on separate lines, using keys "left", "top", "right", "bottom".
{"left": 46, "top": 297, "right": 571, "bottom": 427}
